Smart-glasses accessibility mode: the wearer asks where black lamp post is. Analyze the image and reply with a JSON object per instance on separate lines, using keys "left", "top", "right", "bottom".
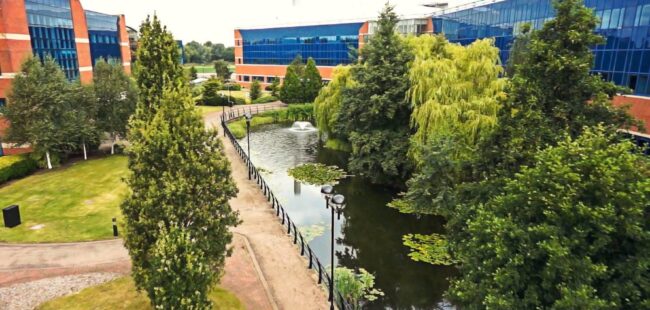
{"left": 245, "top": 112, "right": 253, "bottom": 180}
{"left": 321, "top": 185, "right": 345, "bottom": 310}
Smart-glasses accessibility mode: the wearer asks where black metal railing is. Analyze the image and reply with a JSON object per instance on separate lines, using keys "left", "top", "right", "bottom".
{"left": 221, "top": 106, "right": 351, "bottom": 310}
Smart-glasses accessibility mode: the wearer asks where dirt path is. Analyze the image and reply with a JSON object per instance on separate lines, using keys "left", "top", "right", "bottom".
{"left": 205, "top": 103, "right": 330, "bottom": 310}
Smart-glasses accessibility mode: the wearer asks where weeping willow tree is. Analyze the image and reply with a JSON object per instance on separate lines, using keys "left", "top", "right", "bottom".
{"left": 313, "top": 66, "right": 355, "bottom": 140}
{"left": 406, "top": 35, "right": 506, "bottom": 163}
{"left": 392, "top": 36, "right": 506, "bottom": 259}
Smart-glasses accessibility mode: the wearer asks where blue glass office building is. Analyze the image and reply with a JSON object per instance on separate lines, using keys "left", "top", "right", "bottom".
{"left": 240, "top": 23, "right": 363, "bottom": 66}
{"left": 25, "top": 0, "right": 79, "bottom": 79}
{"left": 85, "top": 10, "right": 121, "bottom": 65}
{"left": 432, "top": 0, "right": 650, "bottom": 96}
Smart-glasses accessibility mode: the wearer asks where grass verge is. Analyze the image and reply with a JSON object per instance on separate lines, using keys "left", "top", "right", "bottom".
{"left": 37, "top": 277, "right": 244, "bottom": 310}
{"left": 0, "top": 156, "right": 129, "bottom": 243}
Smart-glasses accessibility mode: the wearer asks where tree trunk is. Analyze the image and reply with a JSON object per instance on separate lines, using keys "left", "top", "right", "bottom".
{"left": 83, "top": 142, "right": 87, "bottom": 160}
{"left": 111, "top": 135, "right": 116, "bottom": 155}
{"left": 46, "top": 151, "right": 52, "bottom": 170}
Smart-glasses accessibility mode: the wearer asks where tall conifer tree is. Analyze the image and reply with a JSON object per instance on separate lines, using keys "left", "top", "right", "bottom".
{"left": 121, "top": 15, "right": 239, "bottom": 308}
{"left": 302, "top": 57, "right": 323, "bottom": 102}
{"left": 337, "top": 4, "right": 413, "bottom": 185}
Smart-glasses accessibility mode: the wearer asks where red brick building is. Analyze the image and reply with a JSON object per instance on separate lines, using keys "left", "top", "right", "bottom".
{"left": 0, "top": 0, "right": 131, "bottom": 136}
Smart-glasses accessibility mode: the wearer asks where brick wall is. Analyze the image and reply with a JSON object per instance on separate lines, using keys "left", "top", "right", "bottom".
{"left": 613, "top": 95, "right": 650, "bottom": 133}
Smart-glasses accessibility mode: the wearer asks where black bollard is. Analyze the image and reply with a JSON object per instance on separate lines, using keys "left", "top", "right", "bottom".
{"left": 112, "top": 217, "right": 119, "bottom": 237}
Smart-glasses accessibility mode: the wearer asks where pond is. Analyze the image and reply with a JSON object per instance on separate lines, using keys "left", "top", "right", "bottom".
{"left": 239, "top": 123, "right": 456, "bottom": 309}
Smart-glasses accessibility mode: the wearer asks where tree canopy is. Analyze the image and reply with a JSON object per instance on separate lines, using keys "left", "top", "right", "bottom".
{"left": 451, "top": 127, "right": 650, "bottom": 309}
{"left": 5, "top": 57, "right": 79, "bottom": 168}
{"left": 94, "top": 58, "right": 137, "bottom": 153}
{"left": 336, "top": 3, "right": 413, "bottom": 185}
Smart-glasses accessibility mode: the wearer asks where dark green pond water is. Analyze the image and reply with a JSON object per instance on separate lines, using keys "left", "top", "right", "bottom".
{"left": 239, "top": 123, "right": 455, "bottom": 309}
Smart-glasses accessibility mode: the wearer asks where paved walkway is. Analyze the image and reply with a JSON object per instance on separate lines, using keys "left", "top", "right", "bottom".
{"left": 205, "top": 103, "right": 330, "bottom": 310}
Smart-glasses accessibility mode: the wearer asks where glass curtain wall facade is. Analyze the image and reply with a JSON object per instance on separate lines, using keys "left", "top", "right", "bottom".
{"left": 85, "top": 10, "right": 121, "bottom": 65}
{"left": 240, "top": 23, "right": 363, "bottom": 66}
{"left": 25, "top": 0, "right": 79, "bottom": 79}
{"left": 432, "top": 0, "right": 650, "bottom": 96}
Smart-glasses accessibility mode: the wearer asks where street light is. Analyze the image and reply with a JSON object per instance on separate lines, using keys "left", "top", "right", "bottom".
{"left": 245, "top": 112, "right": 253, "bottom": 180}
{"left": 320, "top": 185, "right": 345, "bottom": 310}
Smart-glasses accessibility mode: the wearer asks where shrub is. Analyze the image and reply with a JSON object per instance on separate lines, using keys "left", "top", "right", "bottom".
{"left": 250, "top": 80, "right": 261, "bottom": 101}
{"left": 201, "top": 78, "right": 222, "bottom": 106}
{"left": 0, "top": 154, "right": 38, "bottom": 184}
{"left": 219, "top": 83, "right": 241, "bottom": 91}
{"left": 252, "top": 96, "right": 278, "bottom": 104}
{"left": 202, "top": 94, "right": 245, "bottom": 106}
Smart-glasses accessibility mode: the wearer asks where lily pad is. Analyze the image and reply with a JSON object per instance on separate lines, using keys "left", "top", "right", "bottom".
{"left": 288, "top": 163, "right": 346, "bottom": 186}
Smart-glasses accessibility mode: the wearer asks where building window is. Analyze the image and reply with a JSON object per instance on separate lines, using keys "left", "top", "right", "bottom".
{"left": 243, "top": 75, "right": 250, "bottom": 82}
{"left": 253, "top": 76, "right": 265, "bottom": 82}
{"left": 0, "top": 98, "right": 5, "bottom": 107}
{"left": 266, "top": 76, "right": 276, "bottom": 83}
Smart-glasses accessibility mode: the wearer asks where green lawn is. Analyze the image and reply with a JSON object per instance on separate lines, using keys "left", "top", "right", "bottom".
{"left": 0, "top": 156, "right": 129, "bottom": 243}
{"left": 37, "top": 277, "right": 244, "bottom": 310}
{"left": 218, "top": 90, "right": 250, "bottom": 100}
{"left": 184, "top": 64, "right": 215, "bottom": 73}
{"left": 196, "top": 105, "right": 226, "bottom": 115}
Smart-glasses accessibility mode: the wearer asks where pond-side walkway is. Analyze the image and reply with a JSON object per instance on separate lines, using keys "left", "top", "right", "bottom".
{"left": 205, "top": 102, "right": 330, "bottom": 310}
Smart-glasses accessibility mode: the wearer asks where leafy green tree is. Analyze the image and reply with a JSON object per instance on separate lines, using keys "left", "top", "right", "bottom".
{"left": 94, "top": 59, "right": 138, "bottom": 155}
{"left": 5, "top": 57, "right": 75, "bottom": 169}
{"left": 67, "top": 82, "right": 98, "bottom": 160}
{"left": 280, "top": 55, "right": 305, "bottom": 104}
{"left": 223, "top": 46, "right": 235, "bottom": 62}
{"left": 269, "top": 76, "right": 280, "bottom": 97}
{"left": 336, "top": 4, "right": 413, "bottom": 185}
{"left": 122, "top": 15, "right": 239, "bottom": 309}
{"left": 201, "top": 78, "right": 223, "bottom": 106}
{"left": 505, "top": 23, "right": 532, "bottom": 77}
{"left": 189, "top": 66, "right": 198, "bottom": 80}
{"left": 133, "top": 15, "right": 184, "bottom": 119}
{"left": 213, "top": 60, "right": 231, "bottom": 80}
{"left": 302, "top": 57, "right": 322, "bottom": 102}
{"left": 249, "top": 80, "right": 261, "bottom": 101}
{"left": 184, "top": 40, "right": 210, "bottom": 64}
{"left": 314, "top": 66, "right": 354, "bottom": 139}
{"left": 450, "top": 127, "right": 650, "bottom": 309}
{"left": 207, "top": 42, "right": 226, "bottom": 61}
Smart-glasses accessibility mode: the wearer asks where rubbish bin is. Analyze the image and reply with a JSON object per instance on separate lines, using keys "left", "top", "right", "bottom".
{"left": 3, "top": 205, "right": 21, "bottom": 228}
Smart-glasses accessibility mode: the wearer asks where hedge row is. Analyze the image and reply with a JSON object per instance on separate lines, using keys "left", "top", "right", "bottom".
{"left": 202, "top": 95, "right": 246, "bottom": 106}
{"left": 0, "top": 154, "right": 38, "bottom": 184}
{"left": 251, "top": 96, "right": 278, "bottom": 104}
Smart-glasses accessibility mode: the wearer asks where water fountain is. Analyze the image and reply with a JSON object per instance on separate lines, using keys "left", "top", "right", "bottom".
{"left": 289, "top": 121, "right": 317, "bottom": 132}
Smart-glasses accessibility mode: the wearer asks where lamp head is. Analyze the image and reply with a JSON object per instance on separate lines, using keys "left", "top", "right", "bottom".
{"left": 321, "top": 185, "right": 334, "bottom": 195}
{"left": 331, "top": 194, "right": 345, "bottom": 206}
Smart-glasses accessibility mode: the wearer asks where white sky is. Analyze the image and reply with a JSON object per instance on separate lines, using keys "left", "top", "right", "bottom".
{"left": 81, "top": 0, "right": 471, "bottom": 46}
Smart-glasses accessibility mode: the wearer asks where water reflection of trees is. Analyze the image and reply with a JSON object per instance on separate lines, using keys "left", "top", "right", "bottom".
{"left": 333, "top": 175, "right": 457, "bottom": 309}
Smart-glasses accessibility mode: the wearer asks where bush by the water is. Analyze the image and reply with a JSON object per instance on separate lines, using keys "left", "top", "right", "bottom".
{"left": 0, "top": 154, "right": 38, "bottom": 184}
{"left": 252, "top": 96, "right": 278, "bottom": 104}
